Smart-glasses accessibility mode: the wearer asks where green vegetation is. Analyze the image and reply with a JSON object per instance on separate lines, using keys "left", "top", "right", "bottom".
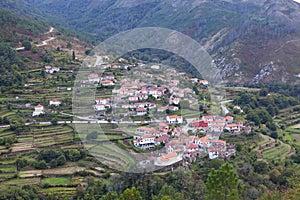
{"left": 0, "top": 4, "right": 299, "bottom": 199}
{"left": 42, "top": 177, "right": 70, "bottom": 186}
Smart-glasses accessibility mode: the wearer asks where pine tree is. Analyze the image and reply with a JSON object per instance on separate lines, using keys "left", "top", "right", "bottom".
{"left": 119, "top": 187, "right": 142, "bottom": 200}
{"left": 72, "top": 51, "right": 76, "bottom": 60}
{"left": 205, "top": 162, "right": 240, "bottom": 200}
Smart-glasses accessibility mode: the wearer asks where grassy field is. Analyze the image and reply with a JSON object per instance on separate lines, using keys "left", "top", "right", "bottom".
{"left": 42, "top": 177, "right": 71, "bottom": 186}
{"left": 1, "top": 177, "right": 41, "bottom": 186}
{"left": 0, "top": 165, "right": 16, "bottom": 173}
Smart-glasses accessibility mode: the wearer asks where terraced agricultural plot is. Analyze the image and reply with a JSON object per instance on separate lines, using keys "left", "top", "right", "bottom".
{"left": 90, "top": 143, "right": 137, "bottom": 171}
{"left": 276, "top": 108, "right": 300, "bottom": 127}
{"left": 40, "top": 187, "right": 77, "bottom": 197}
{"left": 0, "top": 165, "right": 16, "bottom": 173}
{"left": 12, "top": 125, "right": 75, "bottom": 152}
{"left": 0, "top": 173, "right": 16, "bottom": 181}
{"left": 0, "top": 129, "right": 14, "bottom": 137}
{"left": 1, "top": 177, "right": 41, "bottom": 186}
{"left": 43, "top": 166, "right": 85, "bottom": 176}
{"left": 19, "top": 170, "right": 42, "bottom": 178}
{"left": 42, "top": 177, "right": 71, "bottom": 186}
{"left": 262, "top": 142, "right": 291, "bottom": 161}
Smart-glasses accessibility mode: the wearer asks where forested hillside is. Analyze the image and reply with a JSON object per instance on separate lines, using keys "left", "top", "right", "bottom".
{"left": 0, "top": 10, "right": 48, "bottom": 87}
{"left": 0, "top": 3, "right": 299, "bottom": 200}
{"left": 1, "top": 0, "right": 299, "bottom": 84}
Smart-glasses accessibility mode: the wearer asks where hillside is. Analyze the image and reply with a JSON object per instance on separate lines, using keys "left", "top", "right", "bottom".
{"left": 0, "top": 9, "right": 91, "bottom": 87}
{"left": 0, "top": 7, "right": 300, "bottom": 199}
{"left": 1, "top": 0, "right": 299, "bottom": 84}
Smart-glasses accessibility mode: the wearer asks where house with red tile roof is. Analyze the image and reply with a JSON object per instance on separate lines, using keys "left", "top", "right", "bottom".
{"left": 191, "top": 119, "right": 208, "bottom": 128}
{"left": 224, "top": 123, "right": 242, "bottom": 133}
{"left": 101, "top": 80, "right": 114, "bottom": 86}
{"left": 94, "top": 104, "right": 106, "bottom": 111}
{"left": 33, "top": 104, "right": 44, "bottom": 116}
{"left": 129, "top": 96, "right": 139, "bottom": 102}
{"left": 49, "top": 99, "right": 61, "bottom": 106}
{"left": 199, "top": 80, "right": 209, "bottom": 85}
{"left": 166, "top": 115, "right": 183, "bottom": 124}
{"left": 155, "top": 152, "right": 182, "bottom": 166}
{"left": 136, "top": 108, "right": 147, "bottom": 116}
{"left": 134, "top": 135, "right": 156, "bottom": 149}
{"left": 136, "top": 127, "right": 156, "bottom": 135}
{"left": 225, "top": 115, "right": 234, "bottom": 124}
{"left": 169, "top": 97, "right": 180, "bottom": 105}
{"left": 95, "top": 98, "right": 110, "bottom": 105}
{"left": 189, "top": 78, "right": 198, "bottom": 84}
{"left": 88, "top": 73, "right": 100, "bottom": 83}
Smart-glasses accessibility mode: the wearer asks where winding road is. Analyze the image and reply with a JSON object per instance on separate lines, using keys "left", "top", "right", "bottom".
{"left": 15, "top": 26, "right": 55, "bottom": 51}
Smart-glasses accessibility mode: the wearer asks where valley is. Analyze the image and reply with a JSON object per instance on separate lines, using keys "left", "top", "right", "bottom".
{"left": 0, "top": 2, "right": 299, "bottom": 200}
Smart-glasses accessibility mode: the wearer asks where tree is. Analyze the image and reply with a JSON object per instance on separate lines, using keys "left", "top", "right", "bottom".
{"left": 259, "top": 88, "right": 268, "bottom": 96}
{"left": 205, "top": 163, "right": 240, "bottom": 200}
{"left": 153, "top": 185, "right": 183, "bottom": 200}
{"left": 35, "top": 160, "right": 47, "bottom": 169}
{"left": 51, "top": 117, "right": 58, "bottom": 125}
{"left": 270, "top": 131, "right": 278, "bottom": 139}
{"left": 253, "top": 161, "right": 269, "bottom": 174}
{"left": 56, "top": 155, "right": 66, "bottom": 166}
{"left": 41, "top": 52, "right": 54, "bottom": 63}
{"left": 66, "top": 149, "right": 81, "bottom": 162}
{"left": 31, "top": 47, "right": 38, "bottom": 53}
{"left": 16, "top": 158, "right": 28, "bottom": 170}
{"left": 72, "top": 51, "right": 76, "bottom": 60}
{"left": 101, "top": 192, "right": 119, "bottom": 200}
{"left": 247, "top": 187, "right": 260, "bottom": 200}
{"left": 22, "top": 40, "right": 32, "bottom": 50}
{"left": 49, "top": 159, "right": 57, "bottom": 167}
{"left": 119, "top": 187, "right": 142, "bottom": 200}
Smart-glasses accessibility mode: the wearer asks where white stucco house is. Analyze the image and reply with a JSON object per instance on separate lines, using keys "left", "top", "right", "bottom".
{"left": 166, "top": 115, "right": 183, "bottom": 124}
{"left": 33, "top": 104, "right": 44, "bottom": 116}
{"left": 49, "top": 100, "right": 61, "bottom": 106}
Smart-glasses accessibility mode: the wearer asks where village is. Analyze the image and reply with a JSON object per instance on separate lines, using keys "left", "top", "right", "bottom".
{"left": 26, "top": 61, "right": 252, "bottom": 168}
{"left": 74, "top": 62, "right": 252, "bottom": 168}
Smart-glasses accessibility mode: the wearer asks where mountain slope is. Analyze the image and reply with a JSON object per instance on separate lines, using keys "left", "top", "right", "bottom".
{"left": 1, "top": 0, "right": 300, "bottom": 84}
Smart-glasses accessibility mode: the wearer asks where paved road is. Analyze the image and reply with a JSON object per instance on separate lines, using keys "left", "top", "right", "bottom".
{"left": 220, "top": 100, "right": 233, "bottom": 115}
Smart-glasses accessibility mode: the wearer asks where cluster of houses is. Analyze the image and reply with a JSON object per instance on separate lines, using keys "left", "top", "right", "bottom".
{"left": 133, "top": 120, "right": 237, "bottom": 165}
{"left": 45, "top": 66, "right": 60, "bottom": 74}
{"left": 85, "top": 63, "right": 242, "bottom": 167}
{"left": 87, "top": 74, "right": 116, "bottom": 86}
{"left": 189, "top": 78, "right": 209, "bottom": 85}
{"left": 94, "top": 98, "right": 111, "bottom": 112}
{"left": 191, "top": 115, "right": 244, "bottom": 133}
{"left": 131, "top": 106, "right": 253, "bottom": 166}
{"left": 32, "top": 100, "right": 62, "bottom": 116}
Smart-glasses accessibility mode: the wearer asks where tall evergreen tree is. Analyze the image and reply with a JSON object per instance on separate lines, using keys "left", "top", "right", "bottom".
{"left": 72, "top": 51, "right": 76, "bottom": 60}
{"left": 205, "top": 163, "right": 240, "bottom": 200}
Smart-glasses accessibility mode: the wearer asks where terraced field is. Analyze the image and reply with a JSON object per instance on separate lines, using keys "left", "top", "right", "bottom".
{"left": 40, "top": 187, "right": 77, "bottom": 197}
{"left": 42, "top": 177, "right": 71, "bottom": 186}
{"left": 12, "top": 125, "right": 75, "bottom": 152}
{"left": 89, "top": 143, "right": 137, "bottom": 171}
{"left": 256, "top": 134, "right": 293, "bottom": 162}
{"left": 262, "top": 142, "right": 291, "bottom": 161}
{"left": 1, "top": 177, "right": 41, "bottom": 187}
{"left": 275, "top": 106, "right": 300, "bottom": 127}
